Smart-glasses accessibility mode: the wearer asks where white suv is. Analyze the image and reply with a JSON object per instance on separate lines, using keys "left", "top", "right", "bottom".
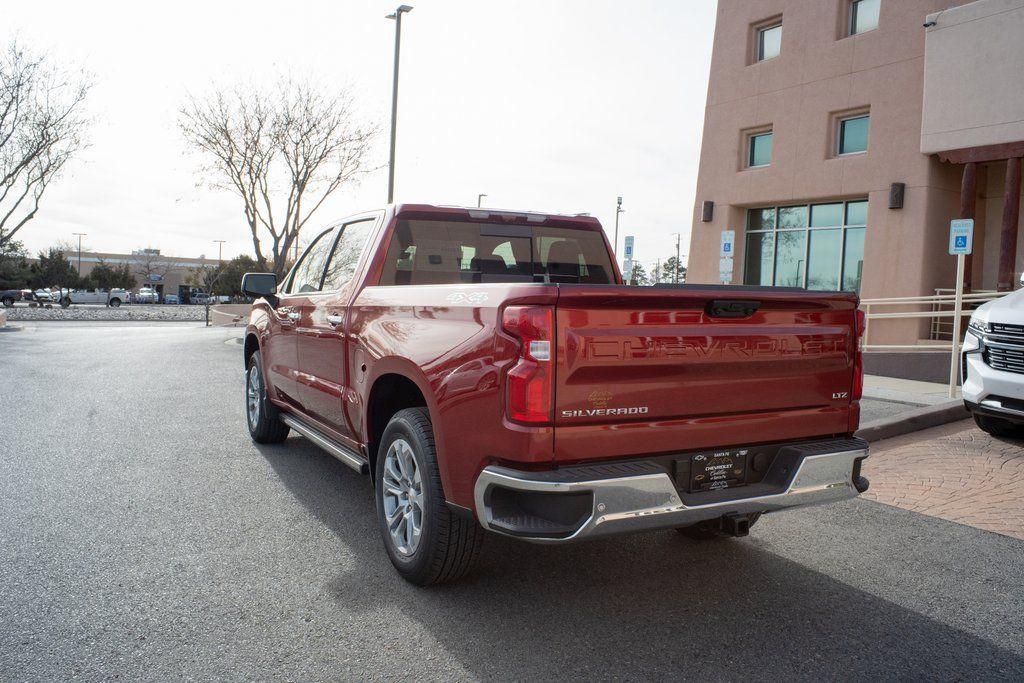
{"left": 963, "top": 283, "right": 1024, "bottom": 437}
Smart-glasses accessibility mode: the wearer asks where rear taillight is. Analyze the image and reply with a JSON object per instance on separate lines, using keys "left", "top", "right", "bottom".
{"left": 852, "top": 308, "right": 866, "bottom": 401}
{"left": 502, "top": 306, "right": 554, "bottom": 425}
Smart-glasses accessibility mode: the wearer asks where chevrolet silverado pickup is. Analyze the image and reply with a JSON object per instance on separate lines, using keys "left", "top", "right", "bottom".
{"left": 241, "top": 204, "right": 869, "bottom": 585}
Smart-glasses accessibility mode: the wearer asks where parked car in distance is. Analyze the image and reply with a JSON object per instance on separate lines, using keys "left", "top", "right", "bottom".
{"left": 34, "top": 289, "right": 55, "bottom": 303}
{"left": 963, "top": 276, "right": 1024, "bottom": 437}
{"left": 242, "top": 203, "right": 870, "bottom": 585}
{"left": 136, "top": 287, "right": 157, "bottom": 304}
{"left": 191, "top": 292, "right": 211, "bottom": 305}
{"left": 1, "top": 289, "right": 23, "bottom": 307}
{"left": 57, "top": 288, "right": 128, "bottom": 308}
{"left": 164, "top": 294, "right": 180, "bottom": 305}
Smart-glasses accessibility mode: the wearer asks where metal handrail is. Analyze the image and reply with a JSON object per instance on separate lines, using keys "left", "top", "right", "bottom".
{"left": 860, "top": 290, "right": 1004, "bottom": 351}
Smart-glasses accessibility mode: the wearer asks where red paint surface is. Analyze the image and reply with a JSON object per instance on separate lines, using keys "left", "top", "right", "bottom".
{"left": 248, "top": 204, "right": 861, "bottom": 512}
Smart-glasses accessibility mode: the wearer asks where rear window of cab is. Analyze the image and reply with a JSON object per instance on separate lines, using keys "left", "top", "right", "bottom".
{"left": 378, "top": 220, "right": 615, "bottom": 286}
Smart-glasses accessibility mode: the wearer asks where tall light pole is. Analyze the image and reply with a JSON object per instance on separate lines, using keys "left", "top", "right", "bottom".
{"left": 613, "top": 196, "right": 623, "bottom": 255}
{"left": 213, "top": 240, "right": 226, "bottom": 263}
{"left": 386, "top": 5, "right": 413, "bottom": 204}
{"left": 477, "top": 193, "right": 487, "bottom": 208}
{"left": 72, "top": 232, "right": 87, "bottom": 275}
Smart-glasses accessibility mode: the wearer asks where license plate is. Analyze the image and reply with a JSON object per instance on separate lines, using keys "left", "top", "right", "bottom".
{"left": 689, "top": 448, "right": 749, "bottom": 492}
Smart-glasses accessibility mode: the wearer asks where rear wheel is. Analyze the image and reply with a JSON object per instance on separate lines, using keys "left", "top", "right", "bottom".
{"left": 245, "top": 352, "right": 289, "bottom": 444}
{"left": 60, "top": 297, "right": 71, "bottom": 309}
{"left": 1, "top": 297, "right": 13, "bottom": 308}
{"left": 974, "top": 413, "right": 1024, "bottom": 438}
{"left": 375, "top": 407, "right": 483, "bottom": 585}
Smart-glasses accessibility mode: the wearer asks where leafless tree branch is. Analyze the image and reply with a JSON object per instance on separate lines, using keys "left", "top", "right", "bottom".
{"left": 0, "top": 39, "right": 92, "bottom": 250}
{"left": 179, "top": 76, "right": 379, "bottom": 276}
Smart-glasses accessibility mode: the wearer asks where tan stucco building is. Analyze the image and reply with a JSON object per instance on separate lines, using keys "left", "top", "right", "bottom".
{"left": 688, "top": 0, "right": 1024, "bottom": 347}
{"left": 64, "top": 249, "right": 221, "bottom": 301}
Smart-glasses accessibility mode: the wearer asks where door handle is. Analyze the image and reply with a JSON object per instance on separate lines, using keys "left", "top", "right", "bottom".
{"left": 326, "top": 314, "right": 344, "bottom": 327}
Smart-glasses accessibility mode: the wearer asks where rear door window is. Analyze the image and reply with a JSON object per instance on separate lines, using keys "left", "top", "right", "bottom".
{"left": 378, "top": 220, "right": 614, "bottom": 286}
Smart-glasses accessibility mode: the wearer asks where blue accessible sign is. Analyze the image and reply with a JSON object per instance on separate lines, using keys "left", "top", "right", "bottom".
{"left": 949, "top": 219, "right": 974, "bottom": 255}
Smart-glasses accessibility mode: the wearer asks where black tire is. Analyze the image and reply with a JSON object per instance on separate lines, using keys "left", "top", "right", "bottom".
{"left": 375, "top": 407, "right": 483, "bottom": 586}
{"left": 245, "top": 352, "right": 289, "bottom": 444}
{"left": 676, "top": 513, "right": 761, "bottom": 540}
{"left": 108, "top": 298, "right": 121, "bottom": 308}
{"left": 1, "top": 297, "right": 13, "bottom": 308}
{"left": 974, "top": 413, "right": 1024, "bottom": 438}
{"left": 60, "top": 297, "right": 71, "bottom": 309}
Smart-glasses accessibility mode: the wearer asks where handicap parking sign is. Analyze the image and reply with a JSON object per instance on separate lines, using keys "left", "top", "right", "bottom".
{"left": 949, "top": 219, "right": 973, "bottom": 255}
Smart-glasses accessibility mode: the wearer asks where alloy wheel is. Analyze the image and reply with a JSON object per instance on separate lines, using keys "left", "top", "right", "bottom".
{"left": 246, "top": 364, "right": 261, "bottom": 427}
{"left": 382, "top": 438, "right": 424, "bottom": 556}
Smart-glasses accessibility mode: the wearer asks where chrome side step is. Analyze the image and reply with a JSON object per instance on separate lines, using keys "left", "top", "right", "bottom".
{"left": 280, "top": 414, "right": 368, "bottom": 474}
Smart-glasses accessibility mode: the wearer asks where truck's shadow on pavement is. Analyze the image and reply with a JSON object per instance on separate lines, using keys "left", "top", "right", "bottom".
{"left": 257, "top": 439, "right": 1024, "bottom": 681}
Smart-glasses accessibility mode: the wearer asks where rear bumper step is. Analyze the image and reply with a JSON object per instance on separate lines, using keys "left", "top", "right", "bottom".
{"left": 473, "top": 439, "right": 868, "bottom": 543}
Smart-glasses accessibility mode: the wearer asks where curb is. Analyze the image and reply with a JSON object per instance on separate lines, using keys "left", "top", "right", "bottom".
{"left": 856, "top": 400, "right": 970, "bottom": 442}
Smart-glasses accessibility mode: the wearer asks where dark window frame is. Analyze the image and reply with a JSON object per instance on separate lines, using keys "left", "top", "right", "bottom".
{"left": 849, "top": 0, "right": 880, "bottom": 36}
{"left": 743, "top": 199, "right": 868, "bottom": 292}
{"left": 757, "top": 22, "right": 782, "bottom": 61}
{"left": 838, "top": 114, "right": 870, "bottom": 156}
{"left": 747, "top": 130, "right": 773, "bottom": 168}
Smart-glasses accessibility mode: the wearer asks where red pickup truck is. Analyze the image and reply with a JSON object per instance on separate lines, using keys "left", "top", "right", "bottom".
{"left": 241, "top": 204, "right": 869, "bottom": 585}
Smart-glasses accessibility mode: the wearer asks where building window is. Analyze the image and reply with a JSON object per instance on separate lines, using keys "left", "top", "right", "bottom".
{"left": 743, "top": 199, "right": 867, "bottom": 293}
{"left": 747, "top": 130, "right": 773, "bottom": 168}
{"left": 757, "top": 23, "right": 782, "bottom": 61}
{"left": 838, "top": 114, "right": 870, "bottom": 155}
{"left": 850, "top": 0, "right": 880, "bottom": 35}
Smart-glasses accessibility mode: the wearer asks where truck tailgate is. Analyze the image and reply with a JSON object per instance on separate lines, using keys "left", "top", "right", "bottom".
{"left": 553, "top": 286, "right": 858, "bottom": 463}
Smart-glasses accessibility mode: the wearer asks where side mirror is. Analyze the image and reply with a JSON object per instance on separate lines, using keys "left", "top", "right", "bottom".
{"left": 241, "top": 272, "right": 278, "bottom": 306}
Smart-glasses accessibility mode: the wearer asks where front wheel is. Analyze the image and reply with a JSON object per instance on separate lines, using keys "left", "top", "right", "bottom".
{"left": 1, "top": 297, "right": 13, "bottom": 308}
{"left": 974, "top": 413, "right": 1024, "bottom": 438}
{"left": 375, "top": 407, "right": 483, "bottom": 586}
{"left": 108, "top": 298, "right": 121, "bottom": 308}
{"left": 245, "top": 352, "right": 289, "bottom": 444}
{"left": 60, "top": 297, "right": 71, "bottom": 309}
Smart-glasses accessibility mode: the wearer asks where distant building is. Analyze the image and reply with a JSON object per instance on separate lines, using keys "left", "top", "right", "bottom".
{"left": 57, "top": 250, "right": 222, "bottom": 300}
{"left": 688, "top": 0, "right": 1024, "bottom": 347}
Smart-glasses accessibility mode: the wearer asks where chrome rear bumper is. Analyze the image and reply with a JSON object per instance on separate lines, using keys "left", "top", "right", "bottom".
{"left": 473, "top": 439, "right": 868, "bottom": 543}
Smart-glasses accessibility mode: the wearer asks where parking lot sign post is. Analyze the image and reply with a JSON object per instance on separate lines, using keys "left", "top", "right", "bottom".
{"left": 948, "top": 219, "right": 974, "bottom": 398}
{"left": 719, "top": 230, "right": 735, "bottom": 284}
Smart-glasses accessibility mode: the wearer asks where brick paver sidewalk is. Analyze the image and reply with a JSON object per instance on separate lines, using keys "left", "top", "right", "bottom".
{"left": 862, "top": 419, "right": 1024, "bottom": 539}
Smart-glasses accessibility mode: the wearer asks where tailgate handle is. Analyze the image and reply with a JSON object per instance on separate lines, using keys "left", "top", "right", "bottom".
{"left": 705, "top": 299, "right": 760, "bottom": 318}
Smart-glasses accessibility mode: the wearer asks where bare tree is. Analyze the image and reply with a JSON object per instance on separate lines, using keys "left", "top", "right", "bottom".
{"left": 180, "top": 77, "right": 378, "bottom": 277}
{"left": 0, "top": 40, "right": 91, "bottom": 250}
{"left": 130, "top": 248, "right": 174, "bottom": 287}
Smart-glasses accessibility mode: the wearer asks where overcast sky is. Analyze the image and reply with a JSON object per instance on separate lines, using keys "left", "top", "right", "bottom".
{"left": 6, "top": 0, "right": 716, "bottom": 272}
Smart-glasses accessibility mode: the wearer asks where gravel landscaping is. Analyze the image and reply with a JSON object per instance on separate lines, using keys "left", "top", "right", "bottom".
{"left": 4, "top": 304, "right": 208, "bottom": 322}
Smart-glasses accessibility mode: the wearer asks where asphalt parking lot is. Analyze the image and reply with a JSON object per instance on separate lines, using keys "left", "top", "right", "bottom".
{"left": 2, "top": 323, "right": 1023, "bottom": 681}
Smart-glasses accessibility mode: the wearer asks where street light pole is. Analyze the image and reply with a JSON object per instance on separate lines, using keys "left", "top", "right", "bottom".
{"left": 477, "top": 193, "right": 487, "bottom": 208}
{"left": 613, "top": 196, "right": 623, "bottom": 256}
{"left": 386, "top": 5, "right": 413, "bottom": 204}
{"left": 213, "top": 240, "right": 226, "bottom": 263}
{"left": 72, "top": 232, "right": 87, "bottom": 275}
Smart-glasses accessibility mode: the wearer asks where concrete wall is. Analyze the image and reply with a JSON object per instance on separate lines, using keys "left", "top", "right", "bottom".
{"left": 921, "top": 0, "right": 1024, "bottom": 154}
{"left": 688, "top": 0, "right": 974, "bottom": 345}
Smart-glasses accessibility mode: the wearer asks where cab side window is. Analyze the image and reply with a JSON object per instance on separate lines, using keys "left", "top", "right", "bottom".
{"left": 321, "top": 219, "right": 376, "bottom": 291}
{"left": 286, "top": 228, "right": 336, "bottom": 294}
